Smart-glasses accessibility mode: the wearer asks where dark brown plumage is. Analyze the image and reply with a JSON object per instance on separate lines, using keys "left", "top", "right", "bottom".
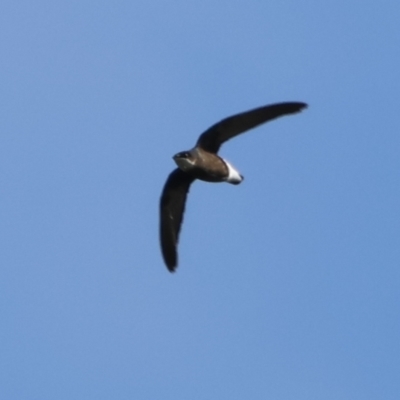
{"left": 160, "top": 169, "right": 195, "bottom": 271}
{"left": 160, "top": 101, "right": 307, "bottom": 272}
{"left": 196, "top": 102, "right": 307, "bottom": 153}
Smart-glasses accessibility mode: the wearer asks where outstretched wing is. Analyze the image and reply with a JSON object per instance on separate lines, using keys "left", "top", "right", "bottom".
{"left": 160, "top": 169, "right": 196, "bottom": 272}
{"left": 196, "top": 102, "right": 307, "bottom": 153}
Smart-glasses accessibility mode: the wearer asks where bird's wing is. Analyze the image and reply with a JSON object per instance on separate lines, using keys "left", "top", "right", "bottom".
{"left": 196, "top": 102, "right": 307, "bottom": 153}
{"left": 160, "top": 168, "right": 196, "bottom": 272}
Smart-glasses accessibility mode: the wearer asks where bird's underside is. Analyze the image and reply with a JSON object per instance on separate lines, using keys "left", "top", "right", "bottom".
{"left": 159, "top": 101, "right": 308, "bottom": 272}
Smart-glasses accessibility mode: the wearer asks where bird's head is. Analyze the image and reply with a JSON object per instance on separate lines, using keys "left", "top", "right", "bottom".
{"left": 173, "top": 151, "right": 195, "bottom": 172}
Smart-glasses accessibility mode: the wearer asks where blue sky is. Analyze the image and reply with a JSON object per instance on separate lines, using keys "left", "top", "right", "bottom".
{"left": 1, "top": 1, "right": 399, "bottom": 399}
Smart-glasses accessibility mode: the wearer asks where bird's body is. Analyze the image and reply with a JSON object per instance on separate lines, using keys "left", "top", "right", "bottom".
{"left": 173, "top": 148, "right": 243, "bottom": 184}
{"left": 160, "top": 101, "right": 307, "bottom": 272}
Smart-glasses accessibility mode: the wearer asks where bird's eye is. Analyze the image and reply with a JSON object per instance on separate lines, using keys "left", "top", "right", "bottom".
{"left": 174, "top": 151, "right": 191, "bottom": 159}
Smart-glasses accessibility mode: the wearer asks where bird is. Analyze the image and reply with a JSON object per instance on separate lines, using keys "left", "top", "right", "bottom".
{"left": 160, "top": 101, "right": 307, "bottom": 272}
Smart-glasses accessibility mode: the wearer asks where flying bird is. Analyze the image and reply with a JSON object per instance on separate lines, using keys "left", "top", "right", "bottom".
{"left": 160, "top": 101, "right": 307, "bottom": 272}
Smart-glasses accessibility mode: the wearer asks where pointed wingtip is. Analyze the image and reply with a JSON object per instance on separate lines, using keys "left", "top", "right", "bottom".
{"left": 291, "top": 102, "right": 308, "bottom": 116}
{"left": 162, "top": 251, "right": 178, "bottom": 273}
{"left": 166, "top": 264, "right": 177, "bottom": 273}
{"left": 279, "top": 101, "right": 308, "bottom": 115}
{"left": 163, "top": 251, "right": 178, "bottom": 272}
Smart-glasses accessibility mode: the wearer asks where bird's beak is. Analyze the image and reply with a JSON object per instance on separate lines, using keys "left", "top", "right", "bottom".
{"left": 173, "top": 153, "right": 183, "bottom": 161}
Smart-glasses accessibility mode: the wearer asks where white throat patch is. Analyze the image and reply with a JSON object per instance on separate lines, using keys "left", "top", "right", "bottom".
{"left": 174, "top": 157, "right": 195, "bottom": 172}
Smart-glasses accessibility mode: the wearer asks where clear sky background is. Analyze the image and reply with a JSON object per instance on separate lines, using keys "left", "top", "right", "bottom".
{"left": 1, "top": 1, "right": 399, "bottom": 399}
